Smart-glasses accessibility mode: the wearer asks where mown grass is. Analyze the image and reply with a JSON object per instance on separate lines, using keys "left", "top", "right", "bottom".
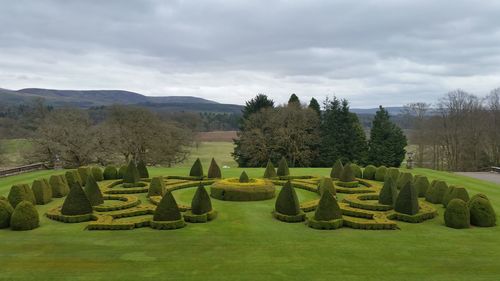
{"left": 0, "top": 166, "right": 499, "bottom": 281}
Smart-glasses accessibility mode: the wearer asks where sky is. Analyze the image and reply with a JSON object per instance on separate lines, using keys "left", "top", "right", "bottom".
{"left": 1, "top": 0, "right": 500, "bottom": 107}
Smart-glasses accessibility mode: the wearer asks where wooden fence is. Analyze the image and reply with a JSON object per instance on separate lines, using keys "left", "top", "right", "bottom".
{"left": 0, "top": 162, "right": 48, "bottom": 178}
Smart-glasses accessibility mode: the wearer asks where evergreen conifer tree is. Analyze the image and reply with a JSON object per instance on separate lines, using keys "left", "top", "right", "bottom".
{"left": 207, "top": 158, "right": 222, "bottom": 178}
{"left": 263, "top": 160, "right": 277, "bottom": 178}
{"left": 277, "top": 157, "right": 290, "bottom": 176}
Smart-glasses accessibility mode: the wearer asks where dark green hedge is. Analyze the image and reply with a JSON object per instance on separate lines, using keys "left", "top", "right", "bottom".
{"left": 191, "top": 184, "right": 213, "bottom": 215}
{"left": 339, "top": 164, "right": 355, "bottom": 182}
{"left": 414, "top": 176, "right": 430, "bottom": 198}
{"left": 61, "top": 183, "right": 93, "bottom": 216}
{"left": 444, "top": 199, "right": 470, "bottom": 229}
{"left": 468, "top": 194, "right": 496, "bottom": 227}
{"left": 49, "top": 175, "right": 70, "bottom": 198}
{"left": 91, "top": 167, "right": 104, "bottom": 181}
{"left": 153, "top": 191, "right": 182, "bottom": 221}
{"left": 425, "top": 180, "right": 448, "bottom": 204}
{"left": 8, "top": 184, "right": 36, "bottom": 208}
{"left": 362, "top": 165, "right": 376, "bottom": 180}
{"left": 137, "top": 160, "right": 149, "bottom": 178}
{"left": 394, "top": 181, "right": 419, "bottom": 215}
{"left": 263, "top": 160, "right": 277, "bottom": 178}
{"left": 10, "top": 201, "right": 39, "bottom": 231}
{"left": 396, "top": 172, "right": 413, "bottom": 190}
{"left": 118, "top": 165, "right": 127, "bottom": 179}
{"left": 84, "top": 175, "right": 104, "bottom": 206}
{"left": 318, "top": 177, "right": 336, "bottom": 196}
{"left": 148, "top": 177, "right": 165, "bottom": 197}
{"left": 207, "top": 158, "right": 222, "bottom": 179}
{"left": 0, "top": 199, "right": 14, "bottom": 228}
{"left": 103, "top": 166, "right": 118, "bottom": 180}
{"left": 189, "top": 158, "right": 204, "bottom": 177}
{"left": 31, "top": 179, "right": 52, "bottom": 205}
{"left": 275, "top": 180, "right": 301, "bottom": 216}
{"left": 330, "top": 160, "right": 343, "bottom": 179}
{"left": 314, "top": 187, "right": 342, "bottom": 221}
{"left": 277, "top": 157, "right": 290, "bottom": 177}
{"left": 239, "top": 171, "right": 250, "bottom": 183}
{"left": 374, "top": 166, "right": 388, "bottom": 182}
{"left": 378, "top": 176, "right": 397, "bottom": 206}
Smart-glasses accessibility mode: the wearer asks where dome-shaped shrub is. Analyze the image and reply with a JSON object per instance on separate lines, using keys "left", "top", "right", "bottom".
{"left": 137, "top": 160, "right": 149, "bottom": 178}
{"left": 396, "top": 172, "right": 413, "bottom": 190}
{"left": 103, "top": 166, "right": 118, "bottom": 180}
{"left": 49, "top": 175, "right": 69, "bottom": 198}
{"left": 189, "top": 158, "right": 204, "bottom": 177}
{"left": 153, "top": 191, "right": 182, "bottom": 221}
{"left": 0, "top": 199, "right": 14, "bottom": 228}
{"left": 443, "top": 186, "right": 469, "bottom": 207}
{"left": 339, "top": 164, "right": 355, "bottom": 182}
{"left": 330, "top": 160, "right": 343, "bottom": 179}
{"left": 207, "top": 158, "right": 222, "bottom": 179}
{"left": 277, "top": 157, "right": 290, "bottom": 176}
{"left": 275, "top": 181, "right": 301, "bottom": 216}
{"left": 148, "top": 177, "right": 165, "bottom": 197}
{"left": 444, "top": 199, "right": 470, "bottom": 229}
{"left": 8, "top": 184, "right": 36, "bottom": 207}
{"left": 414, "top": 176, "right": 430, "bottom": 197}
{"left": 263, "top": 160, "right": 277, "bottom": 178}
{"left": 394, "top": 181, "right": 419, "bottom": 215}
{"left": 31, "top": 179, "right": 52, "bottom": 205}
{"left": 468, "top": 194, "right": 496, "bottom": 227}
{"left": 385, "top": 167, "right": 400, "bottom": 183}
{"left": 10, "top": 201, "right": 39, "bottom": 231}
{"left": 375, "top": 166, "right": 388, "bottom": 182}
{"left": 350, "top": 163, "right": 362, "bottom": 178}
{"left": 77, "top": 167, "right": 91, "bottom": 185}
{"left": 61, "top": 183, "right": 93, "bottom": 216}
{"left": 379, "top": 176, "right": 397, "bottom": 206}
{"left": 191, "top": 184, "right": 213, "bottom": 215}
{"left": 239, "top": 171, "right": 249, "bottom": 183}
{"left": 91, "top": 167, "right": 104, "bottom": 181}
{"left": 318, "top": 177, "right": 336, "bottom": 196}
{"left": 117, "top": 165, "right": 127, "bottom": 179}
{"left": 123, "top": 160, "right": 140, "bottom": 184}
{"left": 65, "top": 170, "right": 83, "bottom": 186}
{"left": 362, "top": 165, "right": 376, "bottom": 180}
{"left": 425, "top": 180, "right": 448, "bottom": 204}
{"left": 84, "top": 175, "right": 104, "bottom": 206}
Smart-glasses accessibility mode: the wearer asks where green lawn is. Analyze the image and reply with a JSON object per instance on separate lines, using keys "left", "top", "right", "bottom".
{"left": 0, "top": 167, "right": 499, "bottom": 281}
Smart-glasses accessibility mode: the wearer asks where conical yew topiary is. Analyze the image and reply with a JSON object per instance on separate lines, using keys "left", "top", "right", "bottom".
{"left": 189, "top": 158, "right": 204, "bottom": 177}
{"left": 137, "top": 159, "right": 149, "bottom": 178}
{"left": 314, "top": 188, "right": 342, "bottom": 221}
{"left": 375, "top": 166, "right": 388, "bottom": 181}
{"left": 277, "top": 157, "right": 290, "bottom": 176}
{"left": 378, "top": 176, "right": 398, "bottom": 206}
{"left": 318, "top": 177, "right": 336, "bottom": 196}
{"left": 425, "top": 180, "right": 448, "bottom": 204}
{"left": 394, "top": 181, "right": 419, "bottom": 215}
{"left": 123, "top": 160, "right": 140, "bottom": 184}
{"left": 65, "top": 170, "right": 82, "bottom": 186}
{"left": 31, "top": 179, "right": 52, "bottom": 205}
{"left": 275, "top": 181, "right": 301, "bottom": 216}
{"left": 148, "top": 177, "right": 165, "bottom": 197}
{"left": 263, "top": 160, "right": 277, "bottom": 178}
{"left": 330, "top": 159, "right": 343, "bottom": 179}
{"left": 49, "top": 175, "right": 69, "bottom": 198}
{"left": 118, "top": 165, "right": 127, "bottom": 179}
{"left": 61, "top": 182, "right": 93, "bottom": 216}
{"left": 77, "top": 167, "right": 91, "bottom": 185}
{"left": 350, "top": 163, "right": 362, "bottom": 178}
{"left": 468, "top": 194, "right": 496, "bottom": 227}
{"left": 91, "top": 167, "right": 104, "bottom": 181}
{"left": 207, "top": 158, "right": 222, "bottom": 179}
{"left": 362, "top": 165, "right": 376, "bottom": 180}
{"left": 103, "top": 166, "right": 118, "bottom": 180}
{"left": 396, "top": 172, "right": 413, "bottom": 190}
{"left": 444, "top": 199, "right": 470, "bottom": 229}
{"left": 385, "top": 167, "right": 400, "bottom": 183}
{"left": 153, "top": 191, "right": 182, "bottom": 221}
{"left": 8, "top": 184, "right": 36, "bottom": 208}
{"left": 10, "top": 201, "right": 39, "bottom": 231}
{"left": 191, "top": 184, "right": 213, "bottom": 215}
{"left": 414, "top": 176, "right": 430, "bottom": 197}
{"left": 239, "top": 171, "right": 250, "bottom": 183}
{"left": 0, "top": 199, "right": 14, "bottom": 228}
{"left": 339, "top": 164, "right": 355, "bottom": 182}
{"left": 84, "top": 175, "right": 104, "bottom": 206}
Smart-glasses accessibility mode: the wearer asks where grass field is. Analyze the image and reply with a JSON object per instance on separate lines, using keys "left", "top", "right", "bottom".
{"left": 0, "top": 166, "right": 499, "bottom": 281}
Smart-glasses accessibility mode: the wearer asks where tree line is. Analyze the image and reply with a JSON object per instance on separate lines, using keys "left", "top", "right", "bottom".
{"left": 233, "top": 94, "right": 407, "bottom": 168}
{"left": 404, "top": 89, "right": 499, "bottom": 171}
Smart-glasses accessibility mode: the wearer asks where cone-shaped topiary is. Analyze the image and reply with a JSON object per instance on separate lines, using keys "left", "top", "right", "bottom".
{"left": 318, "top": 177, "right": 336, "bottom": 196}
{"left": 84, "top": 175, "right": 104, "bottom": 206}
{"left": 425, "top": 180, "right": 448, "bottom": 204}
{"left": 103, "top": 166, "right": 118, "bottom": 180}
{"left": 375, "top": 166, "right": 388, "bottom": 181}
{"left": 314, "top": 188, "right": 342, "bottom": 221}
{"left": 49, "top": 175, "right": 69, "bottom": 198}
{"left": 385, "top": 167, "right": 400, "bottom": 183}
{"left": 148, "top": 177, "right": 165, "bottom": 197}
{"left": 277, "top": 157, "right": 290, "bottom": 176}
{"left": 396, "top": 172, "right": 413, "bottom": 190}
{"left": 350, "top": 163, "right": 362, "bottom": 178}
{"left": 191, "top": 184, "right": 213, "bottom": 215}
{"left": 91, "top": 167, "right": 104, "bottom": 181}
{"left": 414, "top": 176, "right": 430, "bottom": 197}
{"left": 189, "top": 158, "right": 204, "bottom": 177}
{"left": 275, "top": 181, "right": 301, "bottom": 216}
{"left": 123, "top": 160, "right": 140, "bottom": 184}
{"left": 362, "top": 165, "right": 376, "bottom": 180}
{"left": 10, "top": 201, "right": 39, "bottom": 231}
{"left": 444, "top": 199, "right": 470, "bottom": 229}
{"left": 207, "top": 158, "right": 222, "bottom": 179}
{"left": 330, "top": 159, "right": 343, "bottom": 179}
{"left": 137, "top": 159, "right": 149, "bottom": 178}
{"left": 394, "top": 181, "right": 419, "bottom": 215}
{"left": 77, "top": 167, "right": 91, "bottom": 185}
{"left": 65, "top": 170, "right": 82, "bottom": 186}
{"left": 468, "top": 194, "right": 496, "bottom": 227}
{"left": 118, "top": 165, "right": 127, "bottom": 179}
{"left": 8, "top": 184, "right": 36, "bottom": 207}
{"left": 31, "top": 179, "right": 52, "bottom": 205}
{"left": 263, "top": 159, "right": 277, "bottom": 178}
{"left": 339, "top": 164, "right": 355, "bottom": 182}
{"left": 153, "top": 191, "right": 182, "bottom": 221}
{"left": 61, "top": 182, "right": 93, "bottom": 216}
{"left": 379, "top": 176, "right": 398, "bottom": 206}
{"left": 0, "top": 199, "right": 14, "bottom": 228}
{"left": 239, "top": 171, "right": 250, "bottom": 183}
{"left": 443, "top": 186, "right": 469, "bottom": 207}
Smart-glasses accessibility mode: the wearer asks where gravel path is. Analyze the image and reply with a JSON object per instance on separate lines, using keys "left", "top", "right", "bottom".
{"left": 455, "top": 172, "right": 500, "bottom": 185}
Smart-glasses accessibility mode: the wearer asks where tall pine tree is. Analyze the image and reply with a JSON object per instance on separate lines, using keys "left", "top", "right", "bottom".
{"left": 367, "top": 106, "right": 407, "bottom": 167}
{"left": 308, "top": 98, "right": 321, "bottom": 116}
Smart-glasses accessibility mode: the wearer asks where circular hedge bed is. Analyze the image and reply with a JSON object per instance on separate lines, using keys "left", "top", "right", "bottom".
{"left": 210, "top": 178, "right": 275, "bottom": 201}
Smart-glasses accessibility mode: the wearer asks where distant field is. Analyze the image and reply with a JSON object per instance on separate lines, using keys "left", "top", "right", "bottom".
{"left": 196, "top": 130, "right": 237, "bottom": 142}
{"left": 174, "top": 141, "right": 237, "bottom": 168}
{"left": 0, "top": 139, "right": 32, "bottom": 168}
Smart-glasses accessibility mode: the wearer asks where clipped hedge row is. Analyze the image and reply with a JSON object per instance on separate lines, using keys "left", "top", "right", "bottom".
{"left": 342, "top": 194, "right": 393, "bottom": 211}
{"left": 46, "top": 206, "right": 95, "bottom": 223}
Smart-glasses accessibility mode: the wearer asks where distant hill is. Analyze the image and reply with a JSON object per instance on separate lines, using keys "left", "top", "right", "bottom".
{"left": 350, "top": 107, "right": 405, "bottom": 115}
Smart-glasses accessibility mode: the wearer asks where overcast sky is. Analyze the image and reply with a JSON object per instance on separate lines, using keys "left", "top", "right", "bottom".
{"left": 1, "top": 0, "right": 500, "bottom": 107}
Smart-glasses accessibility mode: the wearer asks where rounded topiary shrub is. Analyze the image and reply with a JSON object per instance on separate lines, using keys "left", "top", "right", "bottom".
{"left": 263, "top": 160, "right": 277, "bottom": 179}
{"left": 137, "top": 160, "right": 149, "bottom": 179}
{"left": 374, "top": 166, "right": 388, "bottom": 182}
{"left": 339, "top": 164, "right": 355, "bottom": 182}
{"left": 318, "top": 177, "right": 336, "bottom": 196}
{"left": 378, "top": 176, "right": 397, "bottom": 206}
{"left": 362, "top": 165, "right": 376, "bottom": 180}
{"left": 10, "top": 201, "right": 39, "bottom": 231}
{"left": 49, "top": 175, "right": 70, "bottom": 198}
{"left": 117, "top": 165, "right": 127, "bottom": 179}
{"left": 273, "top": 180, "right": 305, "bottom": 222}
{"left": 414, "top": 176, "right": 430, "bottom": 198}
{"left": 84, "top": 175, "right": 104, "bottom": 206}
{"left": 207, "top": 158, "right": 222, "bottom": 179}
{"left": 350, "top": 164, "right": 362, "bottom": 178}
{"left": 394, "top": 181, "right": 419, "bottom": 215}
{"left": 444, "top": 199, "right": 470, "bottom": 229}
{"left": 103, "top": 166, "right": 118, "bottom": 180}
{"left": 0, "top": 199, "right": 14, "bottom": 228}
{"left": 425, "top": 180, "right": 448, "bottom": 204}
{"left": 385, "top": 167, "right": 400, "bottom": 183}
{"left": 330, "top": 160, "right": 343, "bottom": 179}
{"left": 77, "top": 167, "right": 91, "bottom": 185}
{"left": 8, "top": 184, "right": 36, "bottom": 208}
{"left": 148, "top": 177, "right": 165, "bottom": 197}
{"left": 61, "top": 183, "right": 93, "bottom": 216}
{"left": 91, "top": 167, "right": 104, "bottom": 182}
{"left": 31, "top": 179, "right": 52, "bottom": 205}
{"left": 277, "top": 157, "right": 290, "bottom": 177}
{"left": 396, "top": 172, "right": 413, "bottom": 190}
{"left": 189, "top": 158, "right": 204, "bottom": 177}
{"left": 443, "top": 186, "right": 469, "bottom": 207}
{"left": 468, "top": 194, "right": 496, "bottom": 227}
